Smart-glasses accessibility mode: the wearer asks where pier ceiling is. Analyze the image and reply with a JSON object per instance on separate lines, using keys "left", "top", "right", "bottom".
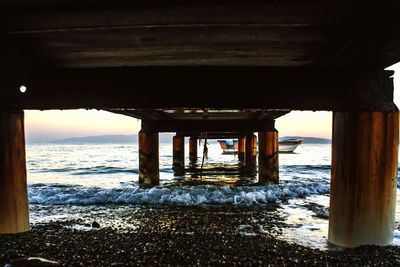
{"left": 110, "top": 109, "right": 287, "bottom": 133}
{"left": 0, "top": 1, "right": 399, "bottom": 70}
{"left": 107, "top": 109, "right": 289, "bottom": 121}
{"left": 0, "top": 0, "right": 399, "bottom": 112}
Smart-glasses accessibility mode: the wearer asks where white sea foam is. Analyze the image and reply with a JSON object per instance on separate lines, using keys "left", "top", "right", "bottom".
{"left": 28, "top": 180, "right": 330, "bottom": 206}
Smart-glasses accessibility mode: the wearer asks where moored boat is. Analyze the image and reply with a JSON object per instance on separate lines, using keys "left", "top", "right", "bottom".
{"left": 217, "top": 137, "right": 303, "bottom": 154}
{"left": 278, "top": 137, "right": 303, "bottom": 153}
{"left": 217, "top": 139, "right": 238, "bottom": 154}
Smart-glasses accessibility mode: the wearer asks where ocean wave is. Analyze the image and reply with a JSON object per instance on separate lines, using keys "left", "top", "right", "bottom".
{"left": 73, "top": 166, "right": 139, "bottom": 175}
{"left": 33, "top": 166, "right": 139, "bottom": 175}
{"left": 28, "top": 180, "right": 330, "bottom": 206}
{"left": 283, "top": 165, "right": 331, "bottom": 172}
{"left": 32, "top": 165, "right": 176, "bottom": 175}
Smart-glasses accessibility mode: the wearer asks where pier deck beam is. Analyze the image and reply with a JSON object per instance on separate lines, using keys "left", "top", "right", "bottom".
{"left": 0, "top": 111, "right": 29, "bottom": 234}
{"left": 258, "top": 130, "right": 279, "bottom": 183}
{"left": 173, "top": 135, "right": 185, "bottom": 175}
{"left": 189, "top": 136, "right": 197, "bottom": 162}
{"left": 329, "top": 111, "right": 399, "bottom": 247}
{"left": 238, "top": 137, "right": 245, "bottom": 163}
{"left": 245, "top": 133, "right": 257, "bottom": 166}
{"left": 139, "top": 130, "right": 159, "bottom": 185}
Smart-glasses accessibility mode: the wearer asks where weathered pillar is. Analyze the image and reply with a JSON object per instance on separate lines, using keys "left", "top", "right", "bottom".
{"left": 139, "top": 130, "right": 159, "bottom": 185}
{"left": 189, "top": 136, "right": 197, "bottom": 162}
{"left": 173, "top": 135, "right": 185, "bottom": 175}
{"left": 238, "top": 136, "right": 245, "bottom": 163}
{"left": 329, "top": 112, "right": 398, "bottom": 247}
{"left": 0, "top": 111, "right": 29, "bottom": 234}
{"left": 258, "top": 130, "right": 279, "bottom": 183}
{"left": 245, "top": 133, "right": 257, "bottom": 166}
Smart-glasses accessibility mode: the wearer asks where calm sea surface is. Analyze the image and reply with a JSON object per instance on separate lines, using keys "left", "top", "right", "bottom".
{"left": 26, "top": 142, "right": 400, "bottom": 249}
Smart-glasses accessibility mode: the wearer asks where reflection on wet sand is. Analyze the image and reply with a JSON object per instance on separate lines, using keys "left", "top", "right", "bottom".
{"left": 182, "top": 162, "right": 257, "bottom": 186}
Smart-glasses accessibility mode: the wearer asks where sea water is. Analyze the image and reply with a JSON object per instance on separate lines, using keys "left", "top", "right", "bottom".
{"left": 26, "top": 141, "right": 400, "bottom": 249}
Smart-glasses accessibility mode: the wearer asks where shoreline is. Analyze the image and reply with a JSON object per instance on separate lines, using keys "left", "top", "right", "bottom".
{"left": 2, "top": 205, "right": 400, "bottom": 266}
{"left": 1, "top": 221, "right": 399, "bottom": 266}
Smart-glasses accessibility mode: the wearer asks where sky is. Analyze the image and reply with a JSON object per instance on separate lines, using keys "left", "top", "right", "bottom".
{"left": 25, "top": 63, "right": 400, "bottom": 143}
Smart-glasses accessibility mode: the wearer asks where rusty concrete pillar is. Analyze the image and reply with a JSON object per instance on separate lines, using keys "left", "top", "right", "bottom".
{"left": 0, "top": 111, "right": 29, "bottom": 234}
{"left": 173, "top": 134, "right": 185, "bottom": 175}
{"left": 139, "top": 130, "right": 159, "bottom": 185}
{"left": 258, "top": 130, "right": 279, "bottom": 183}
{"left": 245, "top": 133, "right": 257, "bottom": 166}
{"left": 238, "top": 136, "right": 245, "bottom": 163}
{"left": 189, "top": 136, "right": 197, "bottom": 162}
{"left": 329, "top": 112, "right": 398, "bottom": 247}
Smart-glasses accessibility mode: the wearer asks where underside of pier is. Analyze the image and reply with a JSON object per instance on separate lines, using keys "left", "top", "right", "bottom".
{"left": 1, "top": 0, "right": 400, "bottom": 248}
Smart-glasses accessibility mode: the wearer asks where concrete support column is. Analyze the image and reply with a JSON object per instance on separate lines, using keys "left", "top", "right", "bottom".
{"left": 189, "top": 136, "right": 197, "bottom": 162}
{"left": 258, "top": 130, "right": 279, "bottom": 183}
{"left": 238, "top": 137, "right": 245, "bottom": 163}
{"left": 245, "top": 133, "right": 257, "bottom": 166}
{"left": 173, "top": 135, "right": 185, "bottom": 175}
{"left": 139, "top": 130, "right": 159, "bottom": 185}
{"left": 329, "top": 111, "right": 398, "bottom": 247}
{"left": 0, "top": 111, "right": 29, "bottom": 234}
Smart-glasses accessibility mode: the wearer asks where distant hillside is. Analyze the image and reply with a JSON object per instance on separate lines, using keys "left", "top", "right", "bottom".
{"left": 52, "top": 135, "right": 137, "bottom": 144}
{"left": 282, "top": 136, "right": 331, "bottom": 144}
{"left": 52, "top": 134, "right": 174, "bottom": 144}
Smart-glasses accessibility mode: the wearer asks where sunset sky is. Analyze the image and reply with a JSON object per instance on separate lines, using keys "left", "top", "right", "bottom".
{"left": 25, "top": 63, "right": 400, "bottom": 143}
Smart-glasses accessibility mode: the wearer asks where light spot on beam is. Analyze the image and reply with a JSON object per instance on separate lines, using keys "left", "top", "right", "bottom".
{"left": 19, "top": 85, "right": 27, "bottom": 93}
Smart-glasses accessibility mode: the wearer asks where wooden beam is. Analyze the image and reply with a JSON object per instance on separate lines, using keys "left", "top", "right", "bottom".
{"left": 189, "top": 136, "right": 197, "bottom": 162}
{"left": 0, "top": 111, "right": 29, "bottom": 234}
{"left": 329, "top": 112, "right": 399, "bottom": 247}
{"left": 106, "top": 109, "right": 173, "bottom": 120}
{"left": 111, "top": 109, "right": 289, "bottom": 121}
{"left": 0, "top": 68, "right": 395, "bottom": 111}
{"left": 142, "top": 119, "right": 275, "bottom": 133}
{"left": 238, "top": 137, "right": 245, "bottom": 162}
{"left": 1, "top": 1, "right": 399, "bottom": 69}
{"left": 258, "top": 130, "right": 279, "bottom": 183}
{"left": 184, "top": 132, "right": 246, "bottom": 139}
{"left": 138, "top": 130, "right": 159, "bottom": 185}
{"left": 245, "top": 133, "right": 257, "bottom": 166}
{"left": 172, "top": 135, "right": 185, "bottom": 175}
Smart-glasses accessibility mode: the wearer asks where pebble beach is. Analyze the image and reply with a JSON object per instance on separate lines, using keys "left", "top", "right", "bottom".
{"left": 1, "top": 205, "right": 400, "bottom": 266}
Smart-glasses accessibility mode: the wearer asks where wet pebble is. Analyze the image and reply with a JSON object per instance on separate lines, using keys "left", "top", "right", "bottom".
{"left": 6, "top": 257, "right": 60, "bottom": 267}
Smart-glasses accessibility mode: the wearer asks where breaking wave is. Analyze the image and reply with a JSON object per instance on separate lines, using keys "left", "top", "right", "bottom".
{"left": 28, "top": 180, "right": 330, "bottom": 206}
{"left": 32, "top": 166, "right": 174, "bottom": 175}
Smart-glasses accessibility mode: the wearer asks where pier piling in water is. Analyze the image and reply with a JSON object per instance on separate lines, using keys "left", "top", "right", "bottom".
{"left": 189, "top": 136, "right": 197, "bottom": 162}
{"left": 329, "top": 111, "right": 399, "bottom": 247}
{"left": 258, "top": 130, "right": 279, "bottom": 183}
{"left": 173, "top": 135, "right": 185, "bottom": 175}
{"left": 139, "top": 130, "right": 159, "bottom": 185}
{"left": 0, "top": 111, "right": 29, "bottom": 234}
{"left": 245, "top": 134, "right": 257, "bottom": 166}
{"left": 238, "top": 137, "right": 245, "bottom": 163}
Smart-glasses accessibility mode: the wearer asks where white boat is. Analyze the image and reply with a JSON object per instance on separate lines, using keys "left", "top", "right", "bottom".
{"left": 278, "top": 137, "right": 303, "bottom": 153}
{"left": 217, "top": 139, "right": 238, "bottom": 154}
{"left": 217, "top": 137, "right": 303, "bottom": 154}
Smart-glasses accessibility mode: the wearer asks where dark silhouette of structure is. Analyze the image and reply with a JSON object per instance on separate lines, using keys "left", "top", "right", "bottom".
{"left": 1, "top": 0, "right": 399, "bottom": 248}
